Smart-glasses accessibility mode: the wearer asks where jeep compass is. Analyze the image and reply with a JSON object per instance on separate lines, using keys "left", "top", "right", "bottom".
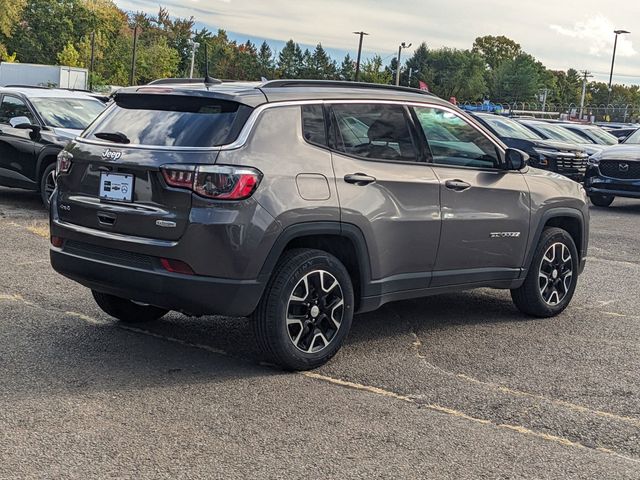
{"left": 50, "top": 80, "right": 590, "bottom": 370}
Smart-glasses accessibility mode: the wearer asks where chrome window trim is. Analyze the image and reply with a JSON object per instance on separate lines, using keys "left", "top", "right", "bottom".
{"left": 74, "top": 98, "right": 506, "bottom": 155}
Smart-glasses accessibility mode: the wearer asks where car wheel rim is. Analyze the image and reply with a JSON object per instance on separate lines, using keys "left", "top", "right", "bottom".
{"left": 286, "top": 269, "right": 344, "bottom": 354}
{"left": 539, "top": 242, "right": 573, "bottom": 306}
{"left": 44, "top": 170, "right": 57, "bottom": 201}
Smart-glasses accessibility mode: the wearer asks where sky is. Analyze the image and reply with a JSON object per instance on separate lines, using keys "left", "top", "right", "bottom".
{"left": 116, "top": 0, "right": 640, "bottom": 85}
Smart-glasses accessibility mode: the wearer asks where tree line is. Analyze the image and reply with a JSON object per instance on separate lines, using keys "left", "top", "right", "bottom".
{"left": 1, "top": 0, "right": 639, "bottom": 107}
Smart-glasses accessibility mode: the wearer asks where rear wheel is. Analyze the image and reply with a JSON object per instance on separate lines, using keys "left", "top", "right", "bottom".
{"left": 92, "top": 290, "right": 168, "bottom": 323}
{"left": 253, "top": 248, "right": 354, "bottom": 371}
{"left": 511, "top": 227, "right": 579, "bottom": 317}
{"left": 589, "top": 194, "right": 614, "bottom": 207}
{"left": 40, "top": 163, "right": 57, "bottom": 208}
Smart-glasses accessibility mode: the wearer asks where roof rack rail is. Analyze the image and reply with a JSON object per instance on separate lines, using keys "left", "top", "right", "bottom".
{"left": 147, "top": 77, "right": 222, "bottom": 85}
{"left": 260, "top": 79, "right": 435, "bottom": 96}
{"left": 3, "top": 84, "right": 51, "bottom": 89}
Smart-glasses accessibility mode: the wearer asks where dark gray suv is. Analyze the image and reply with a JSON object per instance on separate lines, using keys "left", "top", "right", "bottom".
{"left": 50, "top": 80, "right": 589, "bottom": 370}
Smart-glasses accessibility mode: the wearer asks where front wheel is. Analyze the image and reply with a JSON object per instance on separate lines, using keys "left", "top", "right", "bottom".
{"left": 253, "top": 249, "right": 354, "bottom": 371}
{"left": 511, "top": 227, "right": 579, "bottom": 317}
{"left": 589, "top": 194, "right": 614, "bottom": 207}
{"left": 92, "top": 290, "right": 168, "bottom": 323}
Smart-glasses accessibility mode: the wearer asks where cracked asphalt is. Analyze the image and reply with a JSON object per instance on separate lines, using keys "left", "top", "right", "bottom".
{"left": 1, "top": 186, "right": 639, "bottom": 479}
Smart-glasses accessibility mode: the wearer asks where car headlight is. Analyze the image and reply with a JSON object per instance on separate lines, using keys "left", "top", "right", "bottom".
{"left": 587, "top": 151, "right": 602, "bottom": 165}
{"left": 533, "top": 148, "right": 559, "bottom": 166}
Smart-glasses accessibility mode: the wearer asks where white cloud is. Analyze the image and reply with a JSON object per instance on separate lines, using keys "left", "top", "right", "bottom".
{"left": 550, "top": 14, "right": 636, "bottom": 57}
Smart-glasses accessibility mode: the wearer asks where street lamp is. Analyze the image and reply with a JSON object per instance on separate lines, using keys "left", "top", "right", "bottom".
{"left": 353, "top": 31, "right": 369, "bottom": 82}
{"left": 188, "top": 38, "right": 200, "bottom": 79}
{"left": 395, "top": 42, "right": 411, "bottom": 86}
{"left": 607, "top": 29, "right": 630, "bottom": 105}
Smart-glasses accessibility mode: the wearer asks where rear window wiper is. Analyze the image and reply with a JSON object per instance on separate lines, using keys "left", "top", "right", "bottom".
{"left": 94, "top": 131, "right": 131, "bottom": 144}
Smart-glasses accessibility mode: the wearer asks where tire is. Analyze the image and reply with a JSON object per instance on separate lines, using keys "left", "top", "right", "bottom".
{"left": 253, "top": 248, "right": 355, "bottom": 371}
{"left": 511, "top": 227, "right": 579, "bottom": 317}
{"left": 39, "top": 163, "right": 57, "bottom": 208}
{"left": 92, "top": 290, "right": 168, "bottom": 323}
{"left": 589, "top": 194, "right": 614, "bottom": 207}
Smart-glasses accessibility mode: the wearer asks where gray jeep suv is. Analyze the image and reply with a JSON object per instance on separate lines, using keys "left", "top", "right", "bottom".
{"left": 50, "top": 80, "right": 589, "bottom": 370}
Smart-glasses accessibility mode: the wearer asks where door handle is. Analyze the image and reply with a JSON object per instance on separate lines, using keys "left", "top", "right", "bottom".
{"left": 344, "top": 173, "right": 376, "bottom": 186}
{"left": 445, "top": 179, "right": 471, "bottom": 192}
{"left": 97, "top": 212, "right": 117, "bottom": 226}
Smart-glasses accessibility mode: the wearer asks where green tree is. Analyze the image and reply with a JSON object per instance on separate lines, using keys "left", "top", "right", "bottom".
{"left": 404, "top": 42, "right": 430, "bottom": 87}
{"left": 339, "top": 53, "right": 354, "bottom": 81}
{"left": 360, "top": 55, "right": 392, "bottom": 84}
{"left": 492, "top": 53, "right": 541, "bottom": 102}
{"left": 305, "top": 43, "right": 336, "bottom": 79}
{"left": 472, "top": 35, "right": 522, "bottom": 70}
{"left": 0, "top": 0, "right": 26, "bottom": 56}
{"left": 136, "top": 36, "right": 180, "bottom": 84}
{"left": 257, "top": 41, "right": 275, "bottom": 79}
{"left": 427, "top": 48, "right": 486, "bottom": 100}
{"left": 277, "top": 39, "right": 304, "bottom": 78}
{"left": 57, "top": 41, "right": 83, "bottom": 67}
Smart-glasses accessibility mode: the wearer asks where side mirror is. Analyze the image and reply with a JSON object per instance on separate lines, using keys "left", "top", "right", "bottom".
{"left": 505, "top": 148, "right": 529, "bottom": 170}
{"left": 618, "top": 136, "right": 626, "bottom": 143}
{"left": 9, "top": 116, "right": 32, "bottom": 128}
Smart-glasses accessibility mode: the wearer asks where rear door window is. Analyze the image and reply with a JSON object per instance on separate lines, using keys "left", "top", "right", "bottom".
{"left": 85, "top": 94, "right": 252, "bottom": 147}
{"left": 330, "top": 103, "right": 419, "bottom": 162}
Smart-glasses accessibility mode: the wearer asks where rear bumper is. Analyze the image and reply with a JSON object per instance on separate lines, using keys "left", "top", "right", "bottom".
{"left": 50, "top": 247, "right": 265, "bottom": 317}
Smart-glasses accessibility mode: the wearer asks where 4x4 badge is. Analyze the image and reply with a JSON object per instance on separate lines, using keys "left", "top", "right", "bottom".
{"left": 102, "top": 149, "right": 122, "bottom": 161}
{"left": 490, "top": 232, "right": 521, "bottom": 238}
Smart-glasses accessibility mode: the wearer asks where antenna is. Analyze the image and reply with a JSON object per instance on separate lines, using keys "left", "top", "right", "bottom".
{"left": 203, "top": 42, "right": 219, "bottom": 86}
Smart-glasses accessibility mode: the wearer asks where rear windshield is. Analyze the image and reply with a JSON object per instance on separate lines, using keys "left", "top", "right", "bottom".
{"left": 84, "top": 94, "right": 251, "bottom": 147}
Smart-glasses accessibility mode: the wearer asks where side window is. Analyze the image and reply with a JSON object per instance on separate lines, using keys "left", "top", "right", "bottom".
{"left": 414, "top": 107, "right": 500, "bottom": 169}
{"left": 0, "top": 96, "right": 35, "bottom": 125}
{"left": 301, "top": 104, "right": 327, "bottom": 147}
{"left": 331, "top": 103, "right": 418, "bottom": 162}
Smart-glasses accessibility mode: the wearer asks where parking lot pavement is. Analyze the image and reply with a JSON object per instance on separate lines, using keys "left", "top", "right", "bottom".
{"left": 1, "top": 187, "right": 639, "bottom": 479}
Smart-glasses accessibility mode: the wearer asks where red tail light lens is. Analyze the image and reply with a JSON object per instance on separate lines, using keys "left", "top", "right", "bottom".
{"left": 194, "top": 166, "right": 261, "bottom": 200}
{"left": 160, "top": 258, "right": 194, "bottom": 275}
{"left": 50, "top": 236, "right": 64, "bottom": 248}
{"left": 162, "top": 167, "right": 196, "bottom": 189}
{"left": 160, "top": 164, "right": 261, "bottom": 201}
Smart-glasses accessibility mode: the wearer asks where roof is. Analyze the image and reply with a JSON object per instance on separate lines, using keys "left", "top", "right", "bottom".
{"left": 116, "top": 79, "right": 449, "bottom": 109}
{"left": 0, "top": 86, "right": 102, "bottom": 100}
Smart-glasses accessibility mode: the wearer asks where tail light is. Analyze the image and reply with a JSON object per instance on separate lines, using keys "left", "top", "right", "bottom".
{"left": 56, "top": 150, "right": 73, "bottom": 175}
{"left": 160, "top": 258, "right": 194, "bottom": 275}
{"left": 50, "top": 236, "right": 64, "bottom": 248}
{"left": 161, "top": 164, "right": 262, "bottom": 201}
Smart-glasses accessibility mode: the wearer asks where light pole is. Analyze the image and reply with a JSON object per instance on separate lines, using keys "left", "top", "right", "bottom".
{"left": 129, "top": 24, "right": 139, "bottom": 86}
{"left": 607, "top": 29, "right": 630, "bottom": 106}
{"left": 353, "top": 31, "right": 369, "bottom": 82}
{"left": 188, "top": 38, "right": 200, "bottom": 79}
{"left": 395, "top": 42, "right": 411, "bottom": 86}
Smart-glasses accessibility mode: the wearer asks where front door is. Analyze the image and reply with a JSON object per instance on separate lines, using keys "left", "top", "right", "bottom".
{"left": 0, "top": 95, "right": 37, "bottom": 188}
{"left": 412, "top": 105, "right": 530, "bottom": 286}
{"left": 328, "top": 102, "right": 441, "bottom": 294}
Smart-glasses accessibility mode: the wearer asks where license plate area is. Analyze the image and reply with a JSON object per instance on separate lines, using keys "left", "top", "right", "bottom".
{"left": 99, "top": 172, "right": 134, "bottom": 202}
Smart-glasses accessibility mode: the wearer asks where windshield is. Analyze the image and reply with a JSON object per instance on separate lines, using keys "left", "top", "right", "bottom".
{"left": 31, "top": 97, "right": 106, "bottom": 130}
{"left": 624, "top": 129, "right": 640, "bottom": 144}
{"left": 481, "top": 115, "right": 542, "bottom": 140}
{"left": 586, "top": 127, "right": 618, "bottom": 145}
{"left": 529, "top": 123, "right": 586, "bottom": 144}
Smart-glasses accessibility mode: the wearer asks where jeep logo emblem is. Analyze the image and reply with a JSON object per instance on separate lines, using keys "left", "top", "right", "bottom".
{"left": 102, "top": 149, "right": 122, "bottom": 161}
{"left": 619, "top": 163, "right": 629, "bottom": 172}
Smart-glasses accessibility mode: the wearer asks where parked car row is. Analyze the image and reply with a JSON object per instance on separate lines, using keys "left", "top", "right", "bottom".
{"left": 469, "top": 113, "right": 640, "bottom": 208}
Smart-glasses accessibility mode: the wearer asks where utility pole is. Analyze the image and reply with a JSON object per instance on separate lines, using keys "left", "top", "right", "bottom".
{"left": 353, "top": 31, "right": 369, "bottom": 82}
{"left": 89, "top": 31, "right": 96, "bottom": 91}
{"left": 607, "top": 29, "right": 630, "bottom": 106}
{"left": 579, "top": 70, "right": 593, "bottom": 119}
{"left": 188, "top": 38, "right": 199, "bottom": 79}
{"left": 395, "top": 42, "right": 411, "bottom": 86}
{"left": 129, "top": 24, "right": 139, "bottom": 86}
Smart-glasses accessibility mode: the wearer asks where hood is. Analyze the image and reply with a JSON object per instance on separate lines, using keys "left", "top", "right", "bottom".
{"left": 580, "top": 144, "right": 605, "bottom": 156}
{"left": 596, "top": 144, "right": 640, "bottom": 161}
{"left": 501, "top": 137, "right": 584, "bottom": 153}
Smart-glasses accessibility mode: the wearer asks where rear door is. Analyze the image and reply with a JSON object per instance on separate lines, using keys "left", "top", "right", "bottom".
{"left": 55, "top": 93, "right": 250, "bottom": 241}
{"left": 329, "top": 102, "right": 441, "bottom": 292}
{"left": 0, "top": 95, "right": 38, "bottom": 187}
{"left": 412, "top": 105, "right": 530, "bottom": 286}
